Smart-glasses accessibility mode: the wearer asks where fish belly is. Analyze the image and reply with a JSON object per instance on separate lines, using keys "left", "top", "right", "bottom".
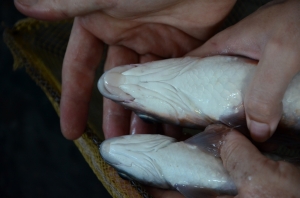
{"left": 154, "top": 142, "right": 236, "bottom": 194}
{"left": 99, "top": 133, "right": 237, "bottom": 196}
{"left": 98, "top": 55, "right": 300, "bottom": 130}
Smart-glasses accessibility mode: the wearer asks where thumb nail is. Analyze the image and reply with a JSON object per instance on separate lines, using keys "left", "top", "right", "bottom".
{"left": 16, "top": 0, "right": 38, "bottom": 6}
{"left": 248, "top": 120, "right": 270, "bottom": 142}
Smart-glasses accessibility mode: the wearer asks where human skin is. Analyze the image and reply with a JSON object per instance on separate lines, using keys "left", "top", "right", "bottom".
{"left": 15, "top": 0, "right": 300, "bottom": 143}
{"left": 14, "top": 0, "right": 237, "bottom": 139}
{"left": 189, "top": 0, "right": 300, "bottom": 142}
{"left": 145, "top": 125, "right": 300, "bottom": 198}
{"left": 14, "top": 0, "right": 300, "bottom": 197}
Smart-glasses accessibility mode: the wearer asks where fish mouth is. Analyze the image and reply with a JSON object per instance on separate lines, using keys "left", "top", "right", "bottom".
{"left": 99, "top": 138, "right": 122, "bottom": 166}
{"left": 99, "top": 136, "right": 140, "bottom": 167}
{"left": 97, "top": 65, "right": 136, "bottom": 103}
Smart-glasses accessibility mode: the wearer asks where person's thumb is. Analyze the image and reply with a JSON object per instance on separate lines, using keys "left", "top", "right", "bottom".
{"left": 220, "top": 128, "right": 264, "bottom": 183}
{"left": 220, "top": 126, "right": 300, "bottom": 197}
{"left": 244, "top": 41, "right": 300, "bottom": 142}
{"left": 14, "top": 0, "right": 114, "bottom": 20}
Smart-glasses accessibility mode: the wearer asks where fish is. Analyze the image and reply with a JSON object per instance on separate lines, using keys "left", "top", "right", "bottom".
{"left": 99, "top": 124, "right": 239, "bottom": 197}
{"left": 98, "top": 55, "right": 300, "bottom": 131}
{"left": 98, "top": 56, "right": 299, "bottom": 197}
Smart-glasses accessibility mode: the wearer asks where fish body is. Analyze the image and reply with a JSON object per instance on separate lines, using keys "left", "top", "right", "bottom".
{"left": 98, "top": 56, "right": 300, "bottom": 130}
{"left": 98, "top": 56, "right": 299, "bottom": 197}
{"left": 100, "top": 131, "right": 237, "bottom": 197}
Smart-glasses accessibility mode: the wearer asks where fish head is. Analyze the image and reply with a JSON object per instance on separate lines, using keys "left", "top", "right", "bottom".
{"left": 97, "top": 57, "right": 217, "bottom": 128}
{"left": 99, "top": 134, "right": 176, "bottom": 188}
{"left": 98, "top": 64, "right": 137, "bottom": 103}
{"left": 97, "top": 56, "right": 257, "bottom": 129}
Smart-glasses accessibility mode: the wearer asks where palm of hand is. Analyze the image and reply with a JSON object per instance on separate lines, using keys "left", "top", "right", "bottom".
{"left": 38, "top": 0, "right": 235, "bottom": 139}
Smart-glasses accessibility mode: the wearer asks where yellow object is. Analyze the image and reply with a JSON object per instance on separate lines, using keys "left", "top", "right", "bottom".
{"left": 4, "top": 18, "right": 146, "bottom": 198}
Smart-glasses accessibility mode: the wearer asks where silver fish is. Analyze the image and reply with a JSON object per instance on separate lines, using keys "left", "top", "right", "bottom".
{"left": 98, "top": 56, "right": 297, "bottom": 197}
{"left": 98, "top": 56, "right": 300, "bottom": 130}
{"left": 100, "top": 125, "right": 238, "bottom": 197}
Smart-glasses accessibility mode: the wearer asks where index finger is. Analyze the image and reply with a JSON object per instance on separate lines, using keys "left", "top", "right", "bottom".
{"left": 60, "top": 18, "right": 104, "bottom": 139}
{"left": 14, "top": 0, "right": 115, "bottom": 20}
{"left": 102, "top": 45, "right": 139, "bottom": 139}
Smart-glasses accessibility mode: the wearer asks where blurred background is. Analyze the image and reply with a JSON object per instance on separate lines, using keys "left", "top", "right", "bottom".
{"left": 0, "top": 1, "right": 111, "bottom": 197}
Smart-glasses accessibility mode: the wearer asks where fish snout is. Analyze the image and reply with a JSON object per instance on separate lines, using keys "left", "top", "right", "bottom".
{"left": 99, "top": 135, "right": 176, "bottom": 187}
{"left": 99, "top": 137, "right": 122, "bottom": 166}
{"left": 97, "top": 65, "right": 136, "bottom": 102}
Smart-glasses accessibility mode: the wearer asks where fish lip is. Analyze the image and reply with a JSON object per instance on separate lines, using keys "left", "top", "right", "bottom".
{"left": 99, "top": 140, "right": 121, "bottom": 166}
{"left": 99, "top": 137, "right": 134, "bottom": 167}
{"left": 97, "top": 72, "right": 124, "bottom": 102}
{"left": 98, "top": 64, "right": 137, "bottom": 103}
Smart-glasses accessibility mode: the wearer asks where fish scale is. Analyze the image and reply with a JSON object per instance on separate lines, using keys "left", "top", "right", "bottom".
{"left": 100, "top": 133, "right": 237, "bottom": 196}
{"left": 98, "top": 55, "right": 300, "bottom": 130}
{"left": 98, "top": 56, "right": 300, "bottom": 197}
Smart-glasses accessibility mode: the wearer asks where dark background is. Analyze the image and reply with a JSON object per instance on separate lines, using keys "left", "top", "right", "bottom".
{"left": 0, "top": 1, "right": 111, "bottom": 197}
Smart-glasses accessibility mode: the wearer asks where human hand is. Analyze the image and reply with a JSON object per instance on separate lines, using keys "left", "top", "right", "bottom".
{"left": 188, "top": 0, "right": 300, "bottom": 142}
{"left": 144, "top": 124, "right": 300, "bottom": 198}
{"left": 14, "top": 0, "right": 237, "bottom": 139}
{"left": 219, "top": 126, "right": 300, "bottom": 197}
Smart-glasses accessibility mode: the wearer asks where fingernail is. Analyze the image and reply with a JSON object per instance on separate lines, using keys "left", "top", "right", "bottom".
{"left": 249, "top": 120, "right": 270, "bottom": 142}
{"left": 16, "top": 0, "right": 38, "bottom": 6}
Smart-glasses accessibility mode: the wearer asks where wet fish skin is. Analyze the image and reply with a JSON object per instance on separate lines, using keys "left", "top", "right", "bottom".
{"left": 99, "top": 125, "right": 238, "bottom": 197}
{"left": 98, "top": 56, "right": 300, "bottom": 130}
{"left": 97, "top": 56, "right": 300, "bottom": 196}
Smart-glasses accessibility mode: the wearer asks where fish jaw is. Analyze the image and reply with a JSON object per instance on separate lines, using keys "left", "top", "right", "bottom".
{"left": 99, "top": 133, "right": 237, "bottom": 195}
{"left": 99, "top": 134, "right": 176, "bottom": 188}
{"left": 98, "top": 64, "right": 137, "bottom": 102}
{"left": 98, "top": 56, "right": 257, "bottom": 128}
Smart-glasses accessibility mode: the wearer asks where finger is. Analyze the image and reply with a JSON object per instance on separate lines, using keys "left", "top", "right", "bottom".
{"left": 139, "top": 53, "right": 162, "bottom": 63}
{"left": 79, "top": 13, "right": 202, "bottom": 58}
{"left": 187, "top": 14, "right": 300, "bottom": 143}
{"left": 103, "top": 98, "right": 131, "bottom": 139}
{"left": 60, "top": 19, "right": 103, "bottom": 140}
{"left": 219, "top": 128, "right": 266, "bottom": 189}
{"left": 245, "top": 41, "right": 300, "bottom": 142}
{"left": 14, "top": 0, "right": 114, "bottom": 20}
{"left": 129, "top": 113, "right": 160, "bottom": 135}
{"left": 186, "top": 24, "right": 261, "bottom": 60}
{"left": 103, "top": 45, "right": 139, "bottom": 139}
{"left": 186, "top": 3, "right": 278, "bottom": 60}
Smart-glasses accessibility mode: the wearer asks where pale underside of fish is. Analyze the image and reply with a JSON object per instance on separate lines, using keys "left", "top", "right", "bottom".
{"left": 98, "top": 56, "right": 300, "bottom": 197}
{"left": 98, "top": 56, "right": 300, "bottom": 132}
{"left": 100, "top": 125, "right": 239, "bottom": 197}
